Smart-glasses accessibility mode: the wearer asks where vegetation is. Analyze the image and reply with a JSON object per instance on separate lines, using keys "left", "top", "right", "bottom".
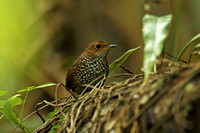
{"left": 0, "top": 0, "right": 200, "bottom": 132}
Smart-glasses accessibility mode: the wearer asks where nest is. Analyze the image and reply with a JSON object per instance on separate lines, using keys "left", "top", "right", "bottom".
{"left": 34, "top": 62, "right": 200, "bottom": 133}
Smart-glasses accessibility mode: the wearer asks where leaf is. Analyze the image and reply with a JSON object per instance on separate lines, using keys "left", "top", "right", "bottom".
{"left": 142, "top": 14, "right": 172, "bottom": 82}
{"left": 2, "top": 94, "right": 28, "bottom": 131}
{"left": 193, "top": 43, "right": 200, "bottom": 50}
{"left": 109, "top": 46, "right": 141, "bottom": 74}
{"left": 0, "top": 114, "right": 4, "bottom": 119}
{"left": 0, "top": 91, "right": 7, "bottom": 115}
{"left": 0, "top": 100, "right": 6, "bottom": 106}
{"left": 18, "top": 82, "right": 56, "bottom": 93}
{"left": 46, "top": 108, "right": 58, "bottom": 121}
{"left": 177, "top": 33, "right": 200, "bottom": 63}
{"left": 0, "top": 100, "right": 6, "bottom": 115}
{"left": 0, "top": 91, "right": 7, "bottom": 97}
{"left": 188, "top": 43, "right": 200, "bottom": 63}
{"left": 35, "top": 82, "right": 56, "bottom": 89}
{"left": 17, "top": 86, "right": 35, "bottom": 93}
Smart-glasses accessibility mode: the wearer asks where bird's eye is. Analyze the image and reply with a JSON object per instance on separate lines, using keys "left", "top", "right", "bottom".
{"left": 95, "top": 44, "right": 101, "bottom": 48}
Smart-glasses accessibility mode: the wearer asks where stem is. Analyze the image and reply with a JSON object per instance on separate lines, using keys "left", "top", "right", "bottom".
{"left": 19, "top": 91, "right": 29, "bottom": 120}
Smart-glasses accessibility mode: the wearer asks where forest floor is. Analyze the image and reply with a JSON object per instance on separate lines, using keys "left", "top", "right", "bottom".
{"left": 34, "top": 61, "right": 200, "bottom": 133}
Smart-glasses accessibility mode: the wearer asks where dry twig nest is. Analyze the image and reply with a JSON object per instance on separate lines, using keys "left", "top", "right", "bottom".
{"left": 34, "top": 62, "right": 200, "bottom": 133}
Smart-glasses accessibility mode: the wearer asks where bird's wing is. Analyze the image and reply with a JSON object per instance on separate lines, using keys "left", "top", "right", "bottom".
{"left": 66, "top": 58, "right": 82, "bottom": 87}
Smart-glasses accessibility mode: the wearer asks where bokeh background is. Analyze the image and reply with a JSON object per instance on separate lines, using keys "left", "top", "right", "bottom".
{"left": 0, "top": 0, "right": 200, "bottom": 132}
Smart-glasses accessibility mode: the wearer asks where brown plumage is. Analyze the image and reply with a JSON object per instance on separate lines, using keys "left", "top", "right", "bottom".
{"left": 66, "top": 41, "right": 117, "bottom": 94}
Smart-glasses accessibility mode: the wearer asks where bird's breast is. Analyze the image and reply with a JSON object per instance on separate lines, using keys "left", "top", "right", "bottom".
{"left": 75, "top": 56, "right": 108, "bottom": 85}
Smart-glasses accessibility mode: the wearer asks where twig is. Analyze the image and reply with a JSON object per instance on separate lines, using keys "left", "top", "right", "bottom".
{"left": 164, "top": 51, "right": 187, "bottom": 64}
{"left": 120, "top": 65, "right": 134, "bottom": 74}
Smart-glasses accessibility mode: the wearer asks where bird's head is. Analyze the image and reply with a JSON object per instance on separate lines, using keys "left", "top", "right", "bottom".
{"left": 82, "top": 41, "right": 117, "bottom": 58}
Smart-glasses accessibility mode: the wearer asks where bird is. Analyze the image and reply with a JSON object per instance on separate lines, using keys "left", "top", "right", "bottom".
{"left": 66, "top": 40, "right": 117, "bottom": 95}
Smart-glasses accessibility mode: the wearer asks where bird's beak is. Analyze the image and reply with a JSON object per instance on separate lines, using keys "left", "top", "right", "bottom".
{"left": 107, "top": 44, "right": 117, "bottom": 48}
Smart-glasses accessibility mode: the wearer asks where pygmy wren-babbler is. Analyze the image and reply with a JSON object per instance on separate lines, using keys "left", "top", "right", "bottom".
{"left": 66, "top": 40, "right": 117, "bottom": 94}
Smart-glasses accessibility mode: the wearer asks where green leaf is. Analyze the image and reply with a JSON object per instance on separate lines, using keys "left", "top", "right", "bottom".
{"left": 3, "top": 94, "right": 28, "bottom": 131}
{"left": 0, "top": 114, "right": 4, "bottom": 119}
{"left": 46, "top": 108, "right": 58, "bottom": 121}
{"left": 193, "top": 43, "right": 200, "bottom": 50}
{"left": 109, "top": 46, "right": 141, "bottom": 74}
{"left": 188, "top": 43, "right": 200, "bottom": 63}
{"left": 0, "top": 100, "right": 6, "bottom": 115}
{"left": 17, "top": 86, "right": 35, "bottom": 93}
{"left": 0, "top": 91, "right": 8, "bottom": 114}
{"left": 0, "top": 91, "right": 7, "bottom": 107}
{"left": 18, "top": 82, "right": 56, "bottom": 93}
{"left": 142, "top": 14, "right": 172, "bottom": 82}
{"left": 177, "top": 33, "right": 200, "bottom": 63}
{"left": 0, "top": 100, "right": 6, "bottom": 106}
{"left": 0, "top": 91, "right": 7, "bottom": 97}
{"left": 35, "top": 82, "right": 56, "bottom": 89}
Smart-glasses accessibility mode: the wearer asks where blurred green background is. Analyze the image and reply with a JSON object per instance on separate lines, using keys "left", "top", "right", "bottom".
{"left": 0, "top": 0, "right": 200, "bottom": 132}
